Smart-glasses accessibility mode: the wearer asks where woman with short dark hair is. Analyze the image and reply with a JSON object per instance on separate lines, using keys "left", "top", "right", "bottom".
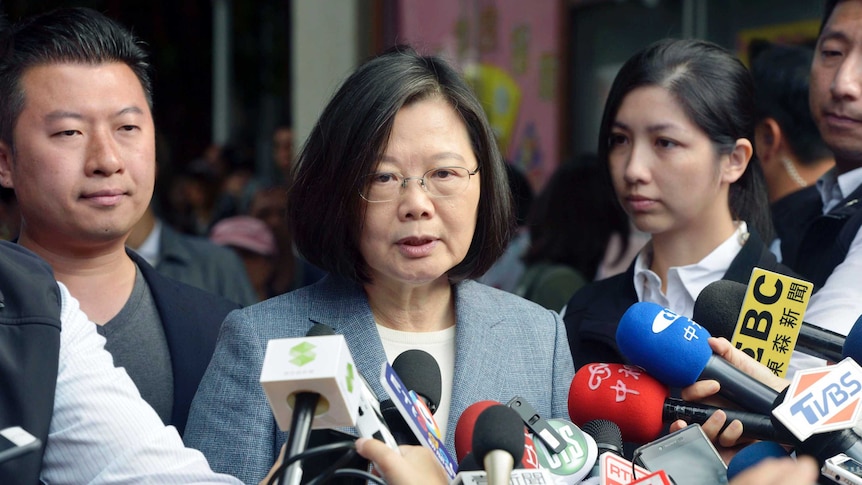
{"left": 185, "top": 46, "right": 575, "bottom": 483}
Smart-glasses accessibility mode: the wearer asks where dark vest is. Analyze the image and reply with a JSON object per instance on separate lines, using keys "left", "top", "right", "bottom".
{"left": 0, "top": 242, "right": 61, "bottom": 484}
{"left": 788, "top": 183, "right": 862, "bottom": 290}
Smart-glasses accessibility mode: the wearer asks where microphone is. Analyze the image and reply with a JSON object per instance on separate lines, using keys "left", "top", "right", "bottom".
{"left": 725, "top": 441, "right": 789, "bottom": 482}
{"left": 455, "top": 400, "right": 499, "bottom": 463}
{"left": 616, "top": 301, "right": 779, "bottom": 415}
{"left": 581, "top": 419, "right": 623, "bottom": 481}
{"left": 379, "top": 361, "right": 458, "bottom": 480}
{"left": 842, "top": 314, "right": 862, "bottom": 363}
{"left": 392, "top": 349, "right": 442, "bottom": 413}
{"left": 694, "top": 279, "right": 844, "bottom": 363}
{"left": 770, "top": 363, "right": 862, "bottom": 467}
{"left": 260, "top": 324, "right": 362, "bottom": 485}
{"left": 567, "top": 363, "right": 787, "bottom": 443}
{"left": 381, "top": 349, "right": 443, "bottom": 446}
{"left": 471, "top": 405, "right": 524, "bottom": 485}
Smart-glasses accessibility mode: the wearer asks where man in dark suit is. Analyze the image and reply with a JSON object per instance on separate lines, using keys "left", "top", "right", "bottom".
{"left": 749, "top": 42, "right": 834, "bottom": 262}
{"left": 0, "top": 7, "right": 238, "bottom": 435}
{"left": 784, "top": 0, "right": 862, "bottom": 336}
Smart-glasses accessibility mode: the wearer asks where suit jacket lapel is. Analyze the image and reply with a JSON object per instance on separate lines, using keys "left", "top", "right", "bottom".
{"left": 306, "top": 277, "right": 390, "bottom": 401}
{"left": 447, "top": 280, "right": 504, "bottom": 438}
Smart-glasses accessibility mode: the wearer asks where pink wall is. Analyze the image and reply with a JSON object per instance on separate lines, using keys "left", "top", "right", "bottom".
{"left": 397, "top": 0, "right": 562, "bottom": 191}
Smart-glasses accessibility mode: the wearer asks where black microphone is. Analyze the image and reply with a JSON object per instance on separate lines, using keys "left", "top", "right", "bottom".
{"left": 380, "top": 399, "right": 419, "bottom": 445}
{"left": 382, "top": 349, "right": 443, "bottom": 445}
{"left": 470, "top": 405, "right": 524, "bottom": 485}
{"left": 391, "top": 349, "right": 442, "bottom": 413}
{"left": 694, "top": 279, "right": 845, "bottom": 362}
{"left": 581, "top": 419, "right": 623, "bottom": 480}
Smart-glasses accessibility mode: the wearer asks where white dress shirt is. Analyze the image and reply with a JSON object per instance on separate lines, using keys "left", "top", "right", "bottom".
{"left": 633, "top": 222, "right": 748, "bottom": 318}
{"left": 804, "top": 167, "right": 862, "bottom": 337}
{"left": 41, "top": 282, "right": 241, "bottom": 484}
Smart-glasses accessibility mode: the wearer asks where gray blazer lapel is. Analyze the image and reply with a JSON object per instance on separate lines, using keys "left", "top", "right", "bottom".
{"left": 447, "top": 280, "right": 505, "bottom": 436}
{"left": 306, "top": 277, "right": 390, "bottom": 402}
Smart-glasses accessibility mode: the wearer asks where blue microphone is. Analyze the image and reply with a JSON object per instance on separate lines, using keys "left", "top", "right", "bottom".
{"left": 616, "top": 302, "right": 779, "bottom": 415}
{"left": 726, "top": 441, "right": 789, "bottom": 482}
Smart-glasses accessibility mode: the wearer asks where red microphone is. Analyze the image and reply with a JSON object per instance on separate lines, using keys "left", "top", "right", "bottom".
{"left": 568, "top": 363, "right": 666, "bottom": 443}
{"left": 568, "top": 363, "right": 786, "bottom": 443}
{"left": 454, "top": 400, "right": 499, "bottom": 464}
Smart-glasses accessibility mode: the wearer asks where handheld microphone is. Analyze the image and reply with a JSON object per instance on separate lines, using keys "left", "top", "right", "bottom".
{"left": 382, "top": 349, "right": 443, "bottom": 446}
{"left": 581, "top": 419, "right": 623, "bottom": 481}
{"left": 471, "top": 405, "right": 524, "bottom": 485}
{"left": 260, "top": 324, "right": 361, "bottom": 485}
{"left": 379, "top": 361, "right": 458, "bottom": 479}
{"left": 616, "top": 301, "right": 779, "bottom": 415}
{"left": 567, "top": 363, "right": 787, "bottom": 443}
{"left": 842, "top": 314, "right": 862, "bottom": 363}
{"left": 725, "top": 441, "right": 789, "bottom": 482}
{"left": 770, "top": 360, "right": 862, "bottom": 467}
{"left": 392, "top": 349, "right": 442, "bottom": 413}
{"left": 455, "top": 401, "right": 500, "bottom": 463}
{"left": 694, "top": 279, "right": 844, "bottom": 363}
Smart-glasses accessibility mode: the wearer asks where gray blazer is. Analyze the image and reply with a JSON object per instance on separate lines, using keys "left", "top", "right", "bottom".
{"left": 184, "top": 275, "right": 575, "bottom": 484}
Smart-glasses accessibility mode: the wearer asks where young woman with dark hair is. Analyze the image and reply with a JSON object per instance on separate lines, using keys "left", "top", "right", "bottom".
{"left": 563, "top": 38, "right": 791, "bottom": 370}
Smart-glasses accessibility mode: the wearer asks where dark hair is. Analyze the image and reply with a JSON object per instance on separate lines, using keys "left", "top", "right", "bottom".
{"left": 288, "top": 46, "right": 513, "bottom": 283}
{"left": 821, "top": 0, "right": 841, "bottom": 34}
{"left": 751, "top": 43, "right": 832, "bottom": 165}
{"left": 0, "top": 7, "right": 152, "bottom": 147}
{"left": 597, "top": 38, "right": 773, "bottom": 241}
{"left": 523, "top": 157, "right": 629, "bottom": 279}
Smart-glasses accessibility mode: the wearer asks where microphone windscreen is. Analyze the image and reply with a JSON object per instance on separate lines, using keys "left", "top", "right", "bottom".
{"left": 306, "top": 323, "right": 335, "bottom": 337}
{"left": 458, "top": 451, "right": 481, "bottom": 472}
{"left": 455, "top": 400, "right": 499, "bottom": 462}
{"left": 842, "top": 314, "right": 862, "bottom": 363}
{"left": 726, "top": 441, "right": 789, "bottom": 481}
{"left": 380, "top": 399, "right": 420, "bottom": 446}
{"left": 580, "top": 419, "right": 623, "bottom": 456}
{"left": 472, "top": 405, "right": 525, "bottom": 465}
{"left": 616, "top": 302, "right": 712, "bottom": 387}
{"left": 693, "top": 280, "right": 746, "bottom": 338}
{"left": 568, "top": 363, "right": 667, "bottom": 443}
{"left": 392, "top": 349, "right": 442, "bottom": 413}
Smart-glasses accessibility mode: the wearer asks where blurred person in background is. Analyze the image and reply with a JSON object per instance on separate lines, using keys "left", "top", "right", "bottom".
{"left": 476, "top": 162, "right": 534, "bottom": 292}
{"left": 127, "top": 202, "right": 258, "bottom": 306}
{"left": 209, "top": 215, "right": 278, "bottom": 302}
{"left": 247, "top": 184, "right": 326, "bottom": 297}
{"left": 515, "top": 158, "right": 629, "bottom": 312}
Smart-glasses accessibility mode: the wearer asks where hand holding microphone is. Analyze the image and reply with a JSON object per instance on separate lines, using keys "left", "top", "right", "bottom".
{"left": 568, "top": 362, "right": 788, "bottom": 444}
{"left": 616, "top": 302, "right": 781, "bottom": 415}
{"left": 355, "top": 438, "right": 449, "bottom": 485}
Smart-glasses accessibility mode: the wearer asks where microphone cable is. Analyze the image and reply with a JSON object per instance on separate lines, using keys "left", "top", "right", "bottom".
{"left": 267, "top": 440, "right": 386, "bottom": 485}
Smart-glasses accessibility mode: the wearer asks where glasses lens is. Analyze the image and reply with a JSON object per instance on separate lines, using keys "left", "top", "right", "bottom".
{"left": 361, "top": 172, "right": 401, "bottom": 202}
{"left": 424, "top": 167, "right": 471, "bottom": 197}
